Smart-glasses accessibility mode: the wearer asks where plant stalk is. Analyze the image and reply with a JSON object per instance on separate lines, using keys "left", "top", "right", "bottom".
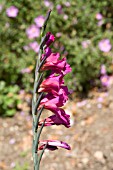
{"left": 32, "top": 9, "right": 52, "bottom": 170}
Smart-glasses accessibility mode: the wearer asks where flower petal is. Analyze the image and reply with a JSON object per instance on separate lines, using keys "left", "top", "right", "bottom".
{"left": 39, "top": 140, "right": 71, "bottom": 151}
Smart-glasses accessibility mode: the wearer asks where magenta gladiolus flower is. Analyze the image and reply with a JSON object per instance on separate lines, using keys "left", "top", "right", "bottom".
{"left": 31, "top": 11, "right": 71, "bottom": 169}
{"left": 38, "top": 73, "right": 63, "bottom": 95}
{"left": 29, "top": 41, "right": 39, "bottom": 53}
{"left": 39, "top": 94, "right": 65, "bottom": 111}
{"left": 98, "top": 39, "right": 112, "bottom": 52}
{"left": 45, "top": 32, "right": 55, "bottom": 47}
{"left": 6, "top": 6, "right": 18, "bottom": 18}
{"left": 41, "top": 50, "right": 71, "bottom": 75}
{"left": 39, "top": 140, "right": 71, "bottom": 151}
{"left": 26, "top": 24, "right": 40, "bottom": 39}
{"left": 34, "top": 16, "right": 45, "bottom": 27}
{"left": 39, "top": 110, "right": 70, "bottom": 128}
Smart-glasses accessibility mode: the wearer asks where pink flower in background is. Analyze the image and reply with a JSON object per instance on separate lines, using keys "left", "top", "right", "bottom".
{"left": 0, "top": 4, "right": 3, "bottom": 13}
{"left": 39, "top": 140, "right": 71, "bottom": 151}
{"left": 97, "top": 20, "right": 104, "bottom": 27}
{"left": 21, "top": 67, "right": 32, "bottom": 74}
{"left": 6, "top": 6, "right": 18, "bottom": 18}
{"left": 63, "top": 14, "right": 68, "bottom": 20}
{"left": 100, "top": 74, "right": 110, "bottom": 87}
{"left": 44, "top": 0, "right": 50, "bottom": 7}
{"left": 26, "top": 24, "right": 40, "bottom": 39}
{"left": 81, "top": 40, "right": 91, "bottom": 48}
{"left": 100, "top": 65, "right": 106, "bottom": 75}
{"left": 44, "top": 0, "right": 53, "bottom": 8}
{"left": 56, "top": 5, "right": 63, "bottom": 14}
{"left": 96, "top": 13, "right": 103, "bottom": 20}
{"left": 29, "top": 41, "right": 39, "bottom": 53}
{"left": 23, "top": 45, "right": 30, "bottom": 51}
{"left": 97, "top": 97, "right": 103, "bottom": 103}
{"left": 56, "top": 32, "right": 62, "bottom": 37}
{"left": 34, "top": 16, "right": 45, "bottom": 27}
{"left": 76, "top": 100, "right": 87, "bottom": 107}
{"left": 98, "top": 39, "right": 112, "bottom": 52}
{"left": 100, "top": 75, "right": 113, "bottom": 87}
{"left": 64, "top": 2, "right": 70, "bottom": 7}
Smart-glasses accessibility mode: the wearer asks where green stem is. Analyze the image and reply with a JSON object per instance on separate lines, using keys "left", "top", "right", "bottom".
{"left": 35, "top": 106, "right": 44, "bottom": 132}
{"left": 32, "top": 9, "right": 52, "bottom": 170}
{"left": 37, "top": 143, "right": 48, "bottom": 170}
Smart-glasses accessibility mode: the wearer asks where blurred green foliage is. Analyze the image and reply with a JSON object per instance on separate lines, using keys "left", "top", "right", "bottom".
{"left": 0, "top": 81, "right": 20, "bottom": 116}
{"left": 14, "top": 162, "right": 29, "bottom": 170}
{"left": 0, "top": 0, "right": 113, "bottom": 115}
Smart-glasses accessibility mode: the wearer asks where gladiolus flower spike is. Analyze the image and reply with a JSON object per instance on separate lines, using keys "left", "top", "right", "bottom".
{"left": 32, "top": 10, "right": 72, "bottom": 170}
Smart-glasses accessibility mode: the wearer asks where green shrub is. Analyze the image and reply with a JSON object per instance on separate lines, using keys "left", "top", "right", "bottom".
{"left": 0, "top": 81, "right": 20, "bottom": 116}
{"left": 0, "top": 0, "right": 113, "bottom": 102}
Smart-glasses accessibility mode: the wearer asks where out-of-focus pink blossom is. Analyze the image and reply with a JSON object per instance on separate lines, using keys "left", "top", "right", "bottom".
{"left": 9, "top": 138, "right": 16, "bottom": 144}
{"left": 39, "top": 140, "right": 71, "bottom": 151}
{"left": 23, "top": 45, "right": 30, "bottom": 51}
{"left": 64, "top": 2, "right": 70, "bottom": 7}
{"left": 81, "top": 40, "right": 91, "bottom": 49}
{"left": 100, "top": 65, "right": 106, "bottom": 75}
{"left": 56, "top": 32, "right": 62, "bottom": 37}
{"left": 6, "top": 6, "right": 18, "bottom": 18}
{"left": 44, "top": 0, "right": 53, "bottom": 8}
{"left": 97, "top": 20, "right": 104, "bottom": 27}
{"left": 96, "top": 13, "right": 103, "bottom": 20}
{"left": 29, "top": 41, "right": 39, "bottom": 53}
{"left": 39, "top": 110, "right": 70, "bottom": 128}
{"left": 34, "top": 16, "right": 45, "bottom": 27}
{"left": 97, "top": 103, "right": 102, "bottom": 109}
{"left": 26, "top": 24, "right": 40, "bottom": 39}
{"left": 63, "top": 14, "right": 68, "bottom": 20}
{"left": 10, "top": 162, "right": 16, "bottom": 168}
{"left": 98, "top": 39, "right": 112, "bottom": 52}
{"left": 44, "top": 0, "right": 50, "bottom": 7}
{"left": 21, "top": 67, "right": 32, "bottom": 74}
{"left": 56, "top": 5, "right": 63, "bottom": 14}
{"left": 76, "top": 100, "right": 87, "bottom": 107}
{"left": 100, "top": 74, "right": 110, "bottom": 87}
{"left": 0, "top": 4, "right": 3, "bottom": 12}
{"left": 97, "top": 97, "right": 103, "bottom": 103}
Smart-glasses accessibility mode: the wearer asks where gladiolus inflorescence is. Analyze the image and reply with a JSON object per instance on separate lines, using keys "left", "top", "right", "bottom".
{"left": 32, "top": 10, "right": 72, "bottom": 170}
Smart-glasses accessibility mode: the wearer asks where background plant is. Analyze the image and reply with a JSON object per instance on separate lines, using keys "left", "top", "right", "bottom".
{"left": 0, "top": 0, "right": 113, "bottom": 115}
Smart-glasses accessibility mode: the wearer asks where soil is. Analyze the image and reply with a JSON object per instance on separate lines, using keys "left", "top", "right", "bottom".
{"left": 0, "top": 85, "right": 113, "bottom": 170}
